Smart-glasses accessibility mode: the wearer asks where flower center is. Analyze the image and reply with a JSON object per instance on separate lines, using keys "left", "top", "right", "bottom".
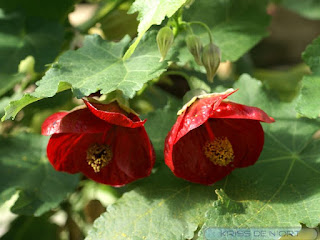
{"left": 203, "top": 137, "right": 234, "bottom": 166}
{"left": 86, "top": 143, "right": 112, "bottom": 173}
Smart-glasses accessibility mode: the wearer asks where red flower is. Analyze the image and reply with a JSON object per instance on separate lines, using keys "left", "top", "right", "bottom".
{"left": 164, "top": 89, "right": 274, "bottom": 185}
{"left": 42, "top": 100, "right": 155, "bottom": 187}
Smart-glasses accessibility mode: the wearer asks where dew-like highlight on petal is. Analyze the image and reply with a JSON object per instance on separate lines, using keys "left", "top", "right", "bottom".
{"left": 86, "top": 143, "right": 113, "bottom": 173}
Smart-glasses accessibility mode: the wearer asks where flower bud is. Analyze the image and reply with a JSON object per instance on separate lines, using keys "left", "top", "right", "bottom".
{"left": 18, "top": 56, "right": 35, "bottom": 75}
{"left": 186, "top": 35, "right": 203, "bottom": 66}
{"left": 202, "top": 43, "right": 221, "bottom": 83}
{"left": 156, "top": 27, "right": 174, "bottom": 62}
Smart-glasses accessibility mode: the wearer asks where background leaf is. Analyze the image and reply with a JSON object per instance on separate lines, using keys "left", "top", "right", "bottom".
{"left": 0, "top": 0, "right": 75, "bottom": 22}
{"left": 143, "top": 99, "right": 180, "bottom": 156}
{"left": 253, "top": 64, "right": 307, "bottom": 102}
{"left": 0, "top": 10, "right": 64, "bottom": 74}
{"left": 0, "top": 8, "right": 67, "bottom": 116}
{"left": 86, "top": 167, "right": 213, "bottom": 240}
{"left": 0, "top": 134, "right": 79, "bottom": 216}
{"left": 124, "top": 0, "right": 187, "bottom": 59}
{"left": 1, "top": 215, "right": 58, "bottom": 240}
{"left": 179, "top": 0, "right": 270, "bottom": 63}
{"left": 0, "top": 74, "right": 24, "bottom": 97}
{"left": 281, "top": 0, "right": 320, "bottom": 20}
{"left": 296, "top": 36, "right": 320, "bottom": 118}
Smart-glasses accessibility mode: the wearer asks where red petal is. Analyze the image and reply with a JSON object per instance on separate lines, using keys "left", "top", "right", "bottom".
{"left": 165, "top": 120, "right": 233, "bottom": 185}
{"left": 41, "top": 112, "right": 68, "bottom": 135}
{"left": 89, "top": 126, "right": 155, "bottom": 185}
{"left": 47, "top": 133, "right": 89, "bottom": 173}
{"left": 170, "top": 92, "right": 273, "bottom": 146}
{"left": 207, "top": 119, "right": 264, "bottom": 168}
{"left": 42, "top": 108, "right": 111, "bottom": 135}
{"left": 173, "top": 90, "right": 236, "bottom": 144}
{"left": 47, "top": 126, "right": 155, "bottom": 186}
{"left": 84, "top": 100, "right": 146, "bottom": 128}
{"left": 210, "top": 101, "right": 275, "bottom": 123}
{"left": 165, "top": 119, "right": 264, "bottom": 185}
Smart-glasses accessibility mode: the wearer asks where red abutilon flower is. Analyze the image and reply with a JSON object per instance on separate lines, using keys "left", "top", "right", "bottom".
{"left": 41, "top": 100, "right": 155, "bottom": 187}
{"left": 164, "top": 89, "right": 275, "bottom": 185}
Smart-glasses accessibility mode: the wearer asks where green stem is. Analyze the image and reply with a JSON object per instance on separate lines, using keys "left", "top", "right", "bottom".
{"left": 178, "top": 21, "right": 194, "bottom": 36}
{"left": 189, "top": 21, "right": 213, "bottom": 43}
{"left": 167, "top": 18, "right": 179, "bottom": 36}
{"left": 60, "top": 201, "right": 84, "bottom": 240}
{"left": 168, "top": 6, "right": 185, "bottom": 36}
{"left": 77, "top": 0, "right": 127, "bottom": 33}
{"left": 14, "top": 72, "right": 41, "bottom": 95}
{"left": 185, "top": 23, "right": 194, "bottom": 35}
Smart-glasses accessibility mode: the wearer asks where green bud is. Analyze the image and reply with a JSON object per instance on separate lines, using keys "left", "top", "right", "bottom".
{"left": 186, "top": 35, "right": 203, "bottom": 66}
{"left": 202, "top": 43, "right": 220, "bottom": 83}
{"left": 156, "top": 27, "right": 174, "bottom": 62}
{"left": 18, "top": 56, "right": 35, "bottom": 75}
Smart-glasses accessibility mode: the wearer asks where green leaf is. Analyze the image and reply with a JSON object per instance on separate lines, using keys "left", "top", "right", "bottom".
{"left": 254, "top": 64, "right": 308, "bottom": 102}
{"left": 281, "top": 0, "right": 320, "bottom": 20}
{"left": 199, "top": 74, "right": 320, "bottom": 233}
{"left": 86, "top": 167, "right": 213, "bottom": 240}
{"left": 132, "top": 85, "right": 180, "bottom": 114}
{"left": 1, "top": 215, "right": 58, "bottom": 240}
{"left": 0, "top": 73, "right": 24, "bottom": 97}
{"left": 0, "top": 134, "right": 79, "bottom": 216}
{"left": 0, "top": 0, "right": 75, "bottom": 22}
{"left": 0, "top": 11, "right": 64, "bottom": 74}
{"left": 296, "top": 36, "right": 320, "bottom": 118}
{"left": 124, "top": 0, "right": 187, "bottom": 59}
{"left": 180, "top": 0, "right": 270, "bottom": 63}
{"left": 86, "top": 74, "right": 320, "bottom": 240}
{"left": 2, "top": 31, "right": 172, "bottom": 121}
{"left": 144, "top": 101, "right": 180, "bottom": 156}
{"left": 100, "top": 10, "right": 139, "bottom": 41}
{"left": 2, "top": 95, "right": 40, "bottom": 121}
{"left": 296, "top": 76, "right": 320, "bottom": 118}
{"left": 187, "top": 76, "right": 211, "bottom": 92}
{"left": 0, "top": 92, "right": 23, "bottom": 117}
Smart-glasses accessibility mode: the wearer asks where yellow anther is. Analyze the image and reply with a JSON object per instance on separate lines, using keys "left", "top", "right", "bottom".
{"left": 203, "top": 137, "right": 234, "bottom": 166}
{"left": 86, "top": 143, "right": 112, "bottom": 173}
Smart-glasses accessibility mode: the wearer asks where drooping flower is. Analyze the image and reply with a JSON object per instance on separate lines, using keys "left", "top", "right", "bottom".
{"left": 164, "top": 89, "right": 274, "bottom": 185}
{"left": 42, "top": 100, "right": 155, "bottom": 187}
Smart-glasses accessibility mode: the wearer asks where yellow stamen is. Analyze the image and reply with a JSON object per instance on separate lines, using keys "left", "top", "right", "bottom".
{"left": 86, "top": 143, "right": 112, "bottom": 173}
{"left": 203, "top": 137, "right": 234, "bottom": 166}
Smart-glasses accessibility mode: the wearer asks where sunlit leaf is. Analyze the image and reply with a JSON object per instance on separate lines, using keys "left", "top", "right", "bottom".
{"left": 296, "top": 36, "right": 320, "bottom": 118}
